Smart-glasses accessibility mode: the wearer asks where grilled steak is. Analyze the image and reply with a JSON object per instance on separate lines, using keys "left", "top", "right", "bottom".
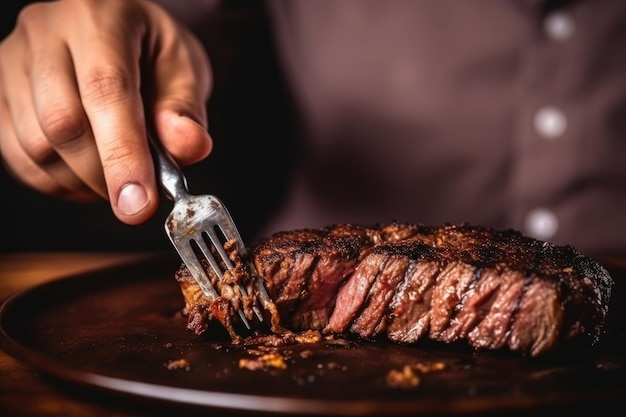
{"left": 175, "top": 222, "right": 613, "bottom": 357}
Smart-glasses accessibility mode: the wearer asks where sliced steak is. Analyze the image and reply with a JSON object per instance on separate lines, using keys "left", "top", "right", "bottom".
{"left": 174, "top": 222, "right": 614, "bottom": 356}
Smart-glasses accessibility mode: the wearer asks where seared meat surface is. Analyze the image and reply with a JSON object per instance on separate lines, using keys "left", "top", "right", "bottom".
{"left": 175, "top": 222, "right": 613, "bottom": 357}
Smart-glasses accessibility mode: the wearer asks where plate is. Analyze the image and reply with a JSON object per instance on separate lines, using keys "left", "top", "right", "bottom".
{"left": 1, "top": 254, "right": 624, "bottom": 415}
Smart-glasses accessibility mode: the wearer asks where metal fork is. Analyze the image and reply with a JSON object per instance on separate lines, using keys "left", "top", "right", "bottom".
{"left": 148, "top": 133, "right": 271, "bottom": 333}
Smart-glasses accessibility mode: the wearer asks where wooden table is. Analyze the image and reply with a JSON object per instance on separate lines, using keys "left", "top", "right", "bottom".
{"left": 0, "top": 252, "right": 167, "bottom": 417}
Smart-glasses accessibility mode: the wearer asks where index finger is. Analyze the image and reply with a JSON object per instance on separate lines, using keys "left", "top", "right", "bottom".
{"left": 71, "top": 15, "right": 158, "bottom": 224}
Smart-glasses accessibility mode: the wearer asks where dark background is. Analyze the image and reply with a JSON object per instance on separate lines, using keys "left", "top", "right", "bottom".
{"left": 0, "top": 0, "right": 296, "bottom": 252}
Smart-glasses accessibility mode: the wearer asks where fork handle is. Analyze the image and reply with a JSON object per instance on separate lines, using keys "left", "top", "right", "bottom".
{"left": 147, "top": 132, "right": 189, "bottom": 202}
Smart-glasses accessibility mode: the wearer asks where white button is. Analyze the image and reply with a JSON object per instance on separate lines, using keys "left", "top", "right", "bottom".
{"left": 525, "top": 208, "right": 559, "bottom": 240}
{"left": 534, "top": 106, "right": 567, "bottom": 139}
{"left": 543, "top": 12, "right": 575, "bottom": 41}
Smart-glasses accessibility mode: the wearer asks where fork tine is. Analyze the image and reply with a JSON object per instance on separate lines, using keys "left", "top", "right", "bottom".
{"left": 204, "top": 226, "right": 266, "bottom": 322}
{"left": 175, "top": 243, "right": 220, "bottom": 299}
{"left": 150, "top": 133, "right": 271, "bottom": 336}
{"left": 194, "top": 233, "right": 251, "bottom": 329}
{"left": 204, "top": 227, "right": 234, "bottom": 272}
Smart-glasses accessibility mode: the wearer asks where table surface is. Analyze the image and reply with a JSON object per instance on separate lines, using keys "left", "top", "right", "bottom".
{"left": 0, "top": 252, "right": 169, "bottom": 417}
{"left": 1, "top": 252, "right": 624, "bottom": 417}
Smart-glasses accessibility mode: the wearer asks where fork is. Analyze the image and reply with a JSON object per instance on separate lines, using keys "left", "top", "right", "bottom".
{"left": 147, "top": 132, "right": 271, "bottom": 334}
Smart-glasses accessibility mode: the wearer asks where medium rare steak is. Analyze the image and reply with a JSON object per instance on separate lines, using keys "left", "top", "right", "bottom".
{"left": 174, "top": 222, "right": 613, "bottom": 357}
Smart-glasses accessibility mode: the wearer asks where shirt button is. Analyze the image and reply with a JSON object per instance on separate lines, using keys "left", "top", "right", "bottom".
{"left": 543, "top": 11, "right": 575, "bottom": 41}
{"left": 534, "top": 106, "right": 567, "bottom": 139}
{"left": 524, "top": 208, "right": 559, "bottom": 240}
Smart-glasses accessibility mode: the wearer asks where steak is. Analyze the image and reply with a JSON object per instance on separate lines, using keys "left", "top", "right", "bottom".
{"left": 174, "top": 222, "right": 614, "bottom": 357}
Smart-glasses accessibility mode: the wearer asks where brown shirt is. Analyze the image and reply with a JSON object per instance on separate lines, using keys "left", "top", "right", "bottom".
{"left": 158, "top": 0, "right": 626, "bottom": 257}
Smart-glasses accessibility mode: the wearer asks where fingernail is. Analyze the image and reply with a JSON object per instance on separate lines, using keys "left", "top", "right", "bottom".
{"left": 117, "top": 183, "right": 149, "bottom": 215}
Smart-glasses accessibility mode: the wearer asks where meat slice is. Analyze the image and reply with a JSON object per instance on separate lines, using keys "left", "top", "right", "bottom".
{"left": 386, "top": 260, "right": 440, "bottom": 343}
{"left": 348, "top": 253, "right": 410, "bottom": 338}
{"left": 428, "top": 261, "right": 478, "bottom": 338}
{"left": 463, "top": 269, "right": 527, "bottom": 350}
{"left": 253, "top": 224, "right": 371, "bottom": 331}
{"left": 174, "top": 222, "right": 614, "bottom": 357}
{"left": 506, "top": 277, "right": 563, "bottom": 356}
{"left": 438, "top": 268, "right": 507, "bottom": 341}
{"left": 324, "top": 252, "right": 383, "bottom": 335}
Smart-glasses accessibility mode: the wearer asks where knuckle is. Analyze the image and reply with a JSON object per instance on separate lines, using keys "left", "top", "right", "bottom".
{"left": 80, "top": 65, "right": 136, "bottom": 106}
{"left": 21, "top": 132, "right": 56, "bottom": 165}
{"left": 39, "top": 106, "right": 88, "bottom": 147}
{"left": 15, "top": 3, "right": 45, "bottom": 28}
{"left": 13, "top": 3, "right": 50, "bottom": 41}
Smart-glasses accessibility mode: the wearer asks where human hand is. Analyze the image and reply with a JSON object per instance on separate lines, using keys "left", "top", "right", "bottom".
{"left": 0, "top": 0, "right": 213, "bottom": 225}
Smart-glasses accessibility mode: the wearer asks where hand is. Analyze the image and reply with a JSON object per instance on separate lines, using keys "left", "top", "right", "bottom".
{"left": 0, "top": 0, "right": 213, "bottom": 225}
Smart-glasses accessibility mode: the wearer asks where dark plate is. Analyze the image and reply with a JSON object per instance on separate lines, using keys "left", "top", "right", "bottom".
{"left": 0, "top": 254, "right": 624, "bottom": 416}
